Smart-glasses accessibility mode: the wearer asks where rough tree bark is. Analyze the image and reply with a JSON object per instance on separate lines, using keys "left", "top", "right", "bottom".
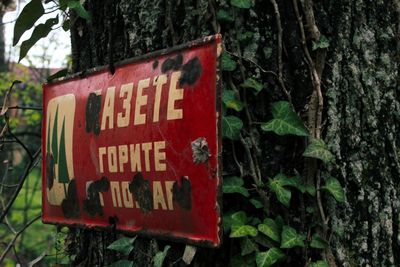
{"left": 0, "top": 0, "right": 15, "bottom": 71}
{"left": 68, "top": 0, "right": 399, "bottom": 266}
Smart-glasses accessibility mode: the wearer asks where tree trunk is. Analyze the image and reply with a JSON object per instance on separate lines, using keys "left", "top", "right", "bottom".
{"left": 0, "top": 10, "right": 7, "bottom": 71}
{"left": 69, "top": 0, "right": 400, "bottom": 266}
{"left": 325, "top": 1, "right": 400, "bottom": 266}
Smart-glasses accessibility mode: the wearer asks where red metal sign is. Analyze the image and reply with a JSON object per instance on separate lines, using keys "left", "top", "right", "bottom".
{"left": 42, "top": 35, "right": 222, "bottom": 247}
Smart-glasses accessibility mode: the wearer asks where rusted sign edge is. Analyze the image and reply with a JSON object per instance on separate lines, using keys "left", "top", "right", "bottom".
{"left": 215, "top": 37, "right": 223, "bottom": 248}
{"left": 42, "top": 220, "right": 218, "bottom": 248}
{"left": 41, "top": 34, "right": 223, "bottom": 248}
{"left": 44, "top": 34, "right": 222, "bottom": 85}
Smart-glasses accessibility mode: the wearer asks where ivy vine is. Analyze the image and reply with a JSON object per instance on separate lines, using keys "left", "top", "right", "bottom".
{"left": 219, "top": 0, "right": 344, "bottom": 266}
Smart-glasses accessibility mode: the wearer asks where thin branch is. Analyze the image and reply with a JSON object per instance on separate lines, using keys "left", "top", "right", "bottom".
{"left": 231, "top": 17, "right": 264, "bottom": 182}
{"left": 269, "top": 0, "right": 292, "bottom": 104}
{"left": 239, "top": 134, "right": 260, "bottom": 184}
{"left": 0, "top": 124, "right": 7, "bottom": 139}
{"left": 7, "top": 126, "right": 33, "bottom": 160}
{"left": 0, "top": 182, "right": 19, "bottom": 188}
{"left": 14, "top": 131, "right": 41, "bottom": 138}
{"left": 8, "top": 106, "right": 42, "bottom": 111}
{"left": 301, "top": 0, "right": 321, "bottom": 40}
{"left": 0, "top": 160, "right": 10, "bottom": 195}
{"left": 0, "top": 214, "right": 41, "bottom": 264}
{"left": 224, "top": 50, "right": 278, "bottom": 76}
{"left": 27, "top": 251, "right": 47, "bottom": 267}
{"left": 3, "top": 215, "right": 17, "bottom": 234}
{"left": 1, "top": 80, "right": 22, "bottom": 116}
{"left": 0, "top": 148, "right": 41, "bottom": 223}
{"left": 231, "top": 141, "right": 244, "bottom": 177}
{"left": 12, "top": 245, "right": 21, "bottom": 265}
{"left": 316, "top": 172, "right": 328, "bottom": 233}
{"left": 293, "top": 0, "right": 324, "bottom": 138}
{"left": 0, "top": 140, "right": 18, "bottom": 143}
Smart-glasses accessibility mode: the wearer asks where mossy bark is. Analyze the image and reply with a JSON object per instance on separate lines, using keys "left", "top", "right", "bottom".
{"left": 69, "top": 0, "right": 399, "bottom": 266}
{"left": 325, "top": 1, "right": 400, "bottom": 266}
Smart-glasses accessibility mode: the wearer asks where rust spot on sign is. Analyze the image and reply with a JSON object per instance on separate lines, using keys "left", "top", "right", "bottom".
{"left": 85, "top": 92, "right": 101, "bottom": 135}
{"left": 152, "top": 60, "right": 159, "bottom": 69}
{"left": 173, "top": 176, "right": 192, "bottom": 210}
{"left": 179, "top": 57, "right": 202, "bottom": 87}
{"left": 83, "top": 176, "right": 110, "bottom": 217}
{"left": 108, "top": 216, "right": 119, "bottom": 226}
{"left": 129, "top": 173, "right": 153, "bottom": 213}
{"left": 161, "top": 54, "right": 183, "bottom": 73}
{"left": 61, "top": 180, "right": 81, "bottom": 218}
{"left": 46, "top": 152, "right": 55, "bottom": 189}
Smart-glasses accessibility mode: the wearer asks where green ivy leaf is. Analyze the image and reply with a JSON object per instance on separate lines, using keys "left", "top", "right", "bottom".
{"left": 19, "top": 16, "right": 59, "bottom": 62}
{"left": 283, "top": 175, "right": 313, "bottom": 194}
{"left": 231, "top": 0, "right": 252, "bottom": 9}
{"left": 13, "top": 0, "right": 44, "bottom": 46}
{"left": 222, "top": 115, "right": 243, "bottom": 140}
{"left": 322, "top": 177, "right": 345, "bottom": 202}
{"left": 261, "top": 101, "right": 309, "bottom": 137}
{"left": 272, "top": 174, "right": 305, "bottom": 193}
{"left": 221, "top": 52, "right": 237, "bottom": 71}
{"left": 241, "top": 237, "right": 259, "bottom": 256}
{"left": 240, "top": 78, "right": 263, "bottom": 95}
{"left": 250, "top": 198, "right": 263, "bottom": 209}
{"left": 258, "top": 218, "right": 280, "bottom": 243}
{"left": 312, "top": 35, "right": 330, "bottom": 51}
{"left": 59, "top": 0, "right": 69, "bottom": 10}
{"left": 303, "top": 138, "right": 334, "bottom": 164}
{"left": 230, "top": 225, "right": 258, "bottom": 238}
{"left": 217, "top": 9, "right": 234, "bottom": 23}
{"left": 222, "top": 90, "right": 244, "bottom": 112}
{"left": 256, "top": 248, "right": 286, "bottom": 267}
{"left": 68, "top": 0, "right": 92, "bottom": 20}
{"left": 310, "top": 234, "right": 329, "bottom": 249}
{"left": 308, "top": 261, "right": 329, "bottom": 267}
{"left": 280, "top": 226, "right": 305, "bottom": 248}
{"left": 153, "top": 245, "right": 170, "bottom": 267}
{"left": 223, "top": 176, "right": 249, "bottom": 197}
{"left": 107, "top": 237, "right": 137, "bottom": 256}
{"left": 231, "top": 211, "right": 248, "bottom": 226}
{"left": 108, "top": 260, "right": 134, "bottom": 267}
{"left": 268, "top": 175, "right": 292, "bottom": 207}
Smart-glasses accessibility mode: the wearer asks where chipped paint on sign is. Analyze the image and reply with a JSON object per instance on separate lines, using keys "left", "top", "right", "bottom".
{"left": 42, "top": 34, "right": 222, "bottom": 247}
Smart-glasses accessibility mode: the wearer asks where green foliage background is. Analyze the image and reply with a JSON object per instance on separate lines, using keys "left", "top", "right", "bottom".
{"left": 0, "top": 69, "right": 69, "bottom": 266}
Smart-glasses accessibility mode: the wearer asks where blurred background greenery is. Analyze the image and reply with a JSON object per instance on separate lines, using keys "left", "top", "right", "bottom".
{"left": 0, "top": 67, "right": 71, "bottom": 266}
{"left": 0, "top": 1, "right": 71, "bottom": 265}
